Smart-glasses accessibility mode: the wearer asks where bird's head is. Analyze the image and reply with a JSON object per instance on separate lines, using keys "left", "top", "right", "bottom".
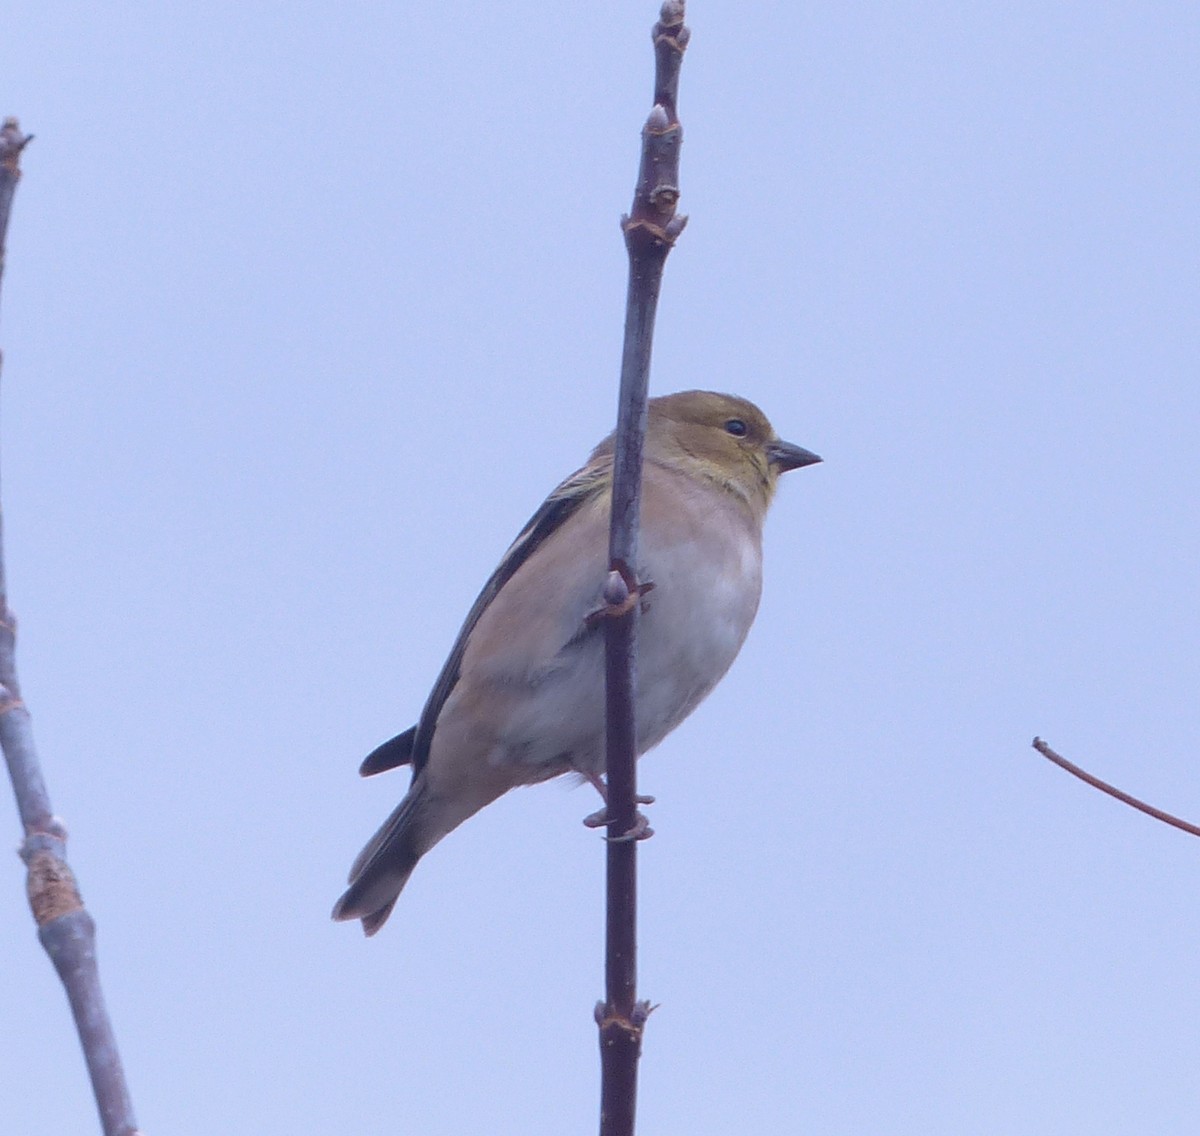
{"left": 643, "top": 390, "right": 821, "bottom": 513}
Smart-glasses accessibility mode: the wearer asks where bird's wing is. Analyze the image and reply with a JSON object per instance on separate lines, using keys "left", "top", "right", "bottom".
{"left": 409, "top": 459, "right": 612, "bottom": 776}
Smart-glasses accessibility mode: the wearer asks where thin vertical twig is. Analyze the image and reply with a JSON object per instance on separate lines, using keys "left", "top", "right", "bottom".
{"left": 595, "top": 7, "right": 690, "bottom": 1136}
{"left": 0, "top": 117, "right": 141, "bottom": 1136}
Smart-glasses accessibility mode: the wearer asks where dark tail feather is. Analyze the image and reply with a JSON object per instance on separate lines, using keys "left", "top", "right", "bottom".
{"left": 332, "top": 779, "right": 429, "bottom": 936}
{"left": 359, "top": 898, "right": 399, "bottom": 937}
{"left": 359, "top": 725, "right": 417, "bottom": 777}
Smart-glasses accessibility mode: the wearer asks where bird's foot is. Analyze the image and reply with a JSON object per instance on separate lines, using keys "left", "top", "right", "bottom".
{"left": 584, "top": 562, "right": 655, "bottom": 627}
{"left": 609, "top": 812, "right": 655, "bottom": 843}
{"left": 582, "top": 797, "right": 656, "bottom": 841}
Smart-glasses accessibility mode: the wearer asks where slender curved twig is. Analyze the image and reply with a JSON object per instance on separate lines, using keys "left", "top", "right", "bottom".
{"left": 1032, "top": 737, "right": 1200, "bottom": 838}
{"left": 0, "top": 117, "right": 141, "bottom": 1136}
{"left": 595, "top": 7, "right": 690, "bottom": 1136}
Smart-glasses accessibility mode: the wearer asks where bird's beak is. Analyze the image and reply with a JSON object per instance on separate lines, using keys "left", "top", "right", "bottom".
{"left": 767, "top": 439, "right": 822, "bottom": 472}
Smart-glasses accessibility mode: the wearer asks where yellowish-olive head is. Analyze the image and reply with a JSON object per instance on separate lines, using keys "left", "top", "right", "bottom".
{"left": 642, "top": 390, "right": 821, "bottom": 511}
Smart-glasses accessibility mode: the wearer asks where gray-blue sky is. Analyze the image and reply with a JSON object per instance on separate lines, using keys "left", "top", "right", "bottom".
{"left": 2, "top": 3, "right": 1198, "bottom": 1132}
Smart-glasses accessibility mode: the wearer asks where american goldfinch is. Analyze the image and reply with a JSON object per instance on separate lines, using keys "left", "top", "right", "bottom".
{"left": 333, "top": 390, "right": 820, "bottom": 934}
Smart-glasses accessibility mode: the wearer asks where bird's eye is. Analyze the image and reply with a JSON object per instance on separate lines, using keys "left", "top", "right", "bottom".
{"left": 723, "top": 418, "right": 748, "bottom": 437}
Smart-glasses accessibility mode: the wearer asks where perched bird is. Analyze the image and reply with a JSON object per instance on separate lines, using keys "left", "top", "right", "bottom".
{"left": 333, "top": 390, "right": 820, "bottom": 934}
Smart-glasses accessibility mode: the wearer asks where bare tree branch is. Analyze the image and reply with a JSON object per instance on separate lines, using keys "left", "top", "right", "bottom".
{"left": 1032, "top": 737, "right": 1200, "bottom": 838}
{"left": 0, "top": 116, "right": 141, "bottom": 1136}
{"left": 595, "top": 6, "right": 689, "bottom": 1135}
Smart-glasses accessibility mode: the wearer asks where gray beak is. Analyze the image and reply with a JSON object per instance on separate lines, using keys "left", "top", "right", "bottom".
{"left": 767, "top": 439, "right": 822, "bottom": 473}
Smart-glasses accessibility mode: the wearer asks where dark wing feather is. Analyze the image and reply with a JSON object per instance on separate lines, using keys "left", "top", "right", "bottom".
{"left": 408, "top": 460, "right": 610, "bottom": 776}
{"left": 359, "top": 725, "right": 417, "bottom": 776}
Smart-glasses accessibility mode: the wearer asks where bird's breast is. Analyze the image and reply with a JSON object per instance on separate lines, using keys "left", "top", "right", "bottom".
{"left": 632, "top": 472, "right": 764, "bottom": 748}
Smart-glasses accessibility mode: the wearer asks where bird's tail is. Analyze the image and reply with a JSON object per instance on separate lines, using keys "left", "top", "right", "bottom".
{"left": 332, "top": 777, "right": 434, "bottom": 936}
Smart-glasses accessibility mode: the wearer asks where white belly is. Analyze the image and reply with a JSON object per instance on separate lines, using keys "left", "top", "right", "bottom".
{"left": 483, "top": 475, "right": 764, "bottom": 780}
